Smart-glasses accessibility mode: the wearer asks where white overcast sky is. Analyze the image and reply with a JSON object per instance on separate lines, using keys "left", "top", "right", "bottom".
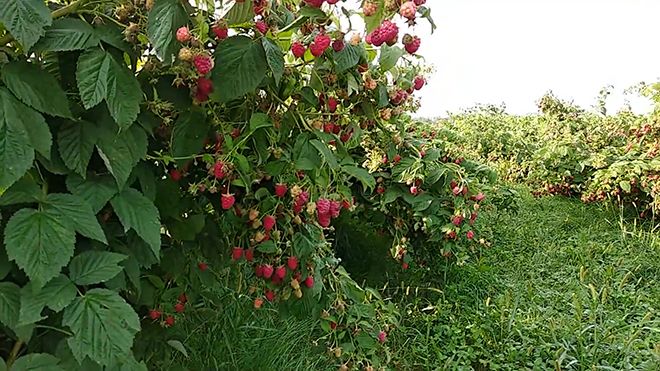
{"left": 408, "top": 0, "right": 660, "bottom": 117}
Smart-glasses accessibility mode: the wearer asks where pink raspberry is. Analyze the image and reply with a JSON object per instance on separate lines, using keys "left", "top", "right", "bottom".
{"left": 475, "top": 192, "right": 486, "bottom": 202}
{"left": 296, "top": 191, "right": 310, "bottom": 206}
{"left": 452, "top": 215, "right": 463, "bottom": 226}
{"left": 193, "top": 54, "right": 214, "bottom": 75}
{"left": 316, "top": 198, "right": 331, "bottom": 216}
{"left": 332, "top": 39, "right": 345, "bottom": 52}
{"left": 212, "top": 24, "right": 228, "bottom": 40}
{"left": 466, "top": 230, "right": 475, "bottom": 240}
{"left": 329, "top": 200, "right": 341, "bottom": 218}
{"left": 363, "top": 1, "right": 377, "bottom": 16}
{"left": 176, "top": 26, "right": 191, "bottom": 43}
{"left": 309, "top": 34, "right": 331, "bottom": 57}
{"left": 399, "top": 1, "right": 417, "bottom": 20}
{"left": 291, "top": 41, "right": 306, "bottom": 58}
{"left": 368, "top": 20, "right": 399, "bottom": 47}
{"left": 378, "top": 331, "right": 387, "bottom": 343}
{"left": 304, "top": 0, "right": 324, "bottom": 7}
{"left": 327, "top": 97, "right": 338, "bottom": 112}
{"left": 263, "top": 215, "right": 276, "bottom": 232}
{"left": 414, "top": 0, "right": 426, "bottom": 5}
{"left": 403, "top": 34, "right": 421, "bottom": 54}
{"left": 255, "top": 20, "right": 268, "bottom": 34}
{"left": 213, "top": 161, "right": 225, "bottom": 179}
{"left": 318, "top": 214, "right": 331, "bottom": 228}
{"left": 197, "top": 77, "right": 213, "bottom": 96}
{"left": 414, "top": 76, "right": 425, "bottom": 90}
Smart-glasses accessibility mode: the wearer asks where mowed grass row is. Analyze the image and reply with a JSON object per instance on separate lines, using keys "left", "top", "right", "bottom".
{"left": 390, "top": 189, "right": 660, "bottom": 370}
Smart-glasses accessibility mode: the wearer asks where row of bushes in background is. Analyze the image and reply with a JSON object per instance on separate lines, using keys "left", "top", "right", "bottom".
{"left": 420, "top": 86, "right": 660, "bottom": 219}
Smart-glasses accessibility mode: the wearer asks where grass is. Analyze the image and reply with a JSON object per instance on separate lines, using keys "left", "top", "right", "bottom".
{"left": 389, "top": 189, "right": 660, "bottom": 370}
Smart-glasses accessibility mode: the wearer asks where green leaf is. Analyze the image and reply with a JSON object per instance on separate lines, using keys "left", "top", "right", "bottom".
{"left": 262, "top": 38, "right": 284, "bottom": 86}
{"left": 342, "top": 166, "right": 376, "bottom": 191}
{"left": 69, "top": 251, "right": 127, "bottom": 286}
{"left": 110, "top": 188, "right": 161, "bottom": 259}
{"left": 44, "top": 193, "right": 107, "bottom": 244}
{"left": 0, "top": 0, "right": 52, "bottom": 51}
{"left": 212, "top": 36, "right": 268, "bottom": 102}
{"left": 256, "top": 240, "right": 278, "bottom": 254}
{"left": 58, "top": 120, "right": 98, "bottom": 176}
{"left": 11, "top": 353, "right": 64, "bottom": 371}
{"left": 364, "top": 4, "right": 385, "bottom": 34}
{"left": 334, "top": 44, "right": 361, "bottom": 73}
{"left": 147, "top": 0, "right": 187, "bottom": 63}
{"left": 167, "top": 340, "right": 189, "bottom": 358}
{"left": 0, "top": 173, "right": 41, "bottom": 206}
{"left": 63, "top": 289, "right": 140, "bottom": 366}
{"left": 66, "top": 174, "right": 118, "bottom": 213}
{"left": 4, "top": 209, "right": 75, "bottom": 288}
{"left": 106, "top": 56, "right": 142, "bottom": 129}
{"left": 225, "top": 1, "right": 253, "bottom": 25}
{"left": 18, "top": 276, "right": 76, "bottom": 326}
{"left": 97, "top": 124, "right": 148, "bottom": 189}
{"left": 33, "top": 18, "right": 100, "bottom": 52}
{"left": 171, "top": 110, "right": 207, "bottom": 166}
{"left": 20, "top": 106, "right": 52, "bottom": 159}
{"left": 2, "top": 61, "right": 72, "bottom": 118}
{"left": 76, "top": 48, "right": 111, "bottom": 109}
{"left": 379, "top": 44, "right": 404, "bottom": 71}
{"left": 249, "top": 112, "right": 272, "bottom": 132}
{"left": 310, "top": 139, "right": 338, "bottom": 170}
{"left": 0, "top": 282, "right": 20, "bottom": 330}
{"left": 619, "top": 180, "right": 631, "bottom": 193}
{"left": 0, "top": 89, "right": 38, "bottom": 190}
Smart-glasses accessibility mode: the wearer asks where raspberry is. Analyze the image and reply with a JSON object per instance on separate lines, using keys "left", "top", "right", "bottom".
{"left": 446, "top": 230, "right": 457, "bottom": 239}
{"left": 296, "top": 191, "right": 310, "bottom": 206}
{"left": 329, "top": 200, "right": 341, "bottom": 218}
{"left": 389, "top": 89, "right": 408, "bottom": 105}
{"left": 255, "top": 20, "right": 268, "bottom": 34}
{"left": 275, "top": 265, "right": 286, "bottom": 280}
{"left": 316, "top": 198, "right": 331, "bottom": 216}
{"left": 414, "top": 76, "right": 425, "bottom": 90}
{"left": 323, "top": 122, "right": 335, "bottom": 133}
{"left": 393, "top": 154, "right": 401, "bottom": 163}
{"left": 469, "top": 212, "right": 478, "bottom": 225}
{"left": 287, "top": 256, "right": 298, "bottom": 271}
{"left": 253, "top": 0, "right": 265, "bottom": 15}
{"left": 363, "top": 2, "right": 377, "bottom": 16}
{"left": 271, "top": 274, "right": 282, "bottom": 285}
{"left": 265, "top": 290, "right": 275, "bottom": 302}
{"left": 263, "top": 215, "right": 276, "bottom": 231}
{"left": 231, "top": 127, "right": 241, "bottom": 138}
{"left": 402, "top": 262, "right": 409, "bottom": 270}
{"left": 305, "top": 0, "right": 324, "bottom": 7}
{"left": 178, "top": 47, "right": 193, "bottom": 62}
{"left": 327, "top": 0, "right": 338, "bottom": 4}
{"left": 164, "top": 315, "right": 175, "bottom": 327}
{"left": 262, "top": 264, "right": 274, "bottom": 279}
{"left": 174, "top": 302, "right": 185, "bottom": 313}
{"left": 340, "top": 130, "right": 352, "bottom": 143}
{"left": 342, "top": 199, "right": 351, "bottom": 210}
{"left": 232, "top": 247, "right": 243, "bottom": 261}
{"left": 176, "top": 26, "right": 191, "bottom": 43}
{"left": 274, "top": 183, "right": 288, "bottom": 197}
{"left": 213, "top": 161, "right": 225, "bottom": 179}
{"left": 169, "top": 169, "right": 182, "bottom": 181}
{"left": 198, "top": 262, "right": 208, "bottom": 271}
{"left": 255, "top": 265, "right": 264, "bottom": 277}
{"left": 193, "top": 54, "right": 214, "bottom": 75}
{"left": 245, "top": 249, "right": 254, "bottom": 262}
{"left": 368, "top": 20, "right": 398, "bottom": 46}
{"left": 414, "top": 0, "right": 425, "bottom": 5}
{"left": 403, "top": 34, "right": 421, "bottom": 54}
{"left": 475, "top": 192, "right": 485, "bottom": 202}
{"left": 291, "top": 41, "right": 306, "bottom": 58}
{"left": 149, "top": 309, "right": 161, "bottom": 320}
{"left": 221, "top": 193, "right": 235, "bottom": 210}
{"left": 410, "top": 185, "right": 418, "bottom": 195}
{"left": 178, "top": 293, "right": 187, "bottom": 304}
{"left": 399, "top": 1, "right": 417, "bottom": 20}
{"left": 327, "top": 96, "right": 338, "bottom": 112}
{"left": 378, "top": 331, "right": 387, "bottom": 343}
{"left": 197, "top": 77, "right": 213, "bottom": 96}
{"left": 254, "top": 297, "right": 264, "bottom": 309}
{"left": 212, "top": 24, "right": 228, "bottom": 40}
{"left": 452, "top": 186, "right": 461, "bottom": 196}
{"left": 466, "top": 230, "right": 475, "bottom": 240}
{"left": 332, "top": 39, "right": 345, "bottom": 52}
{"left": 304, "top": 276, "right": 314, "bottom": 288}
{"left": 309, "top": 34, "right": 331, "bottom": 57}
{"left": 452, "top": 215, "right": 463, "bottom": 226}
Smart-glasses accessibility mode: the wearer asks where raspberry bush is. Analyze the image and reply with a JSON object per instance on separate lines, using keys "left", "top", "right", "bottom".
{"left": 0, "top": 0, "right": 489, "bottom": 369}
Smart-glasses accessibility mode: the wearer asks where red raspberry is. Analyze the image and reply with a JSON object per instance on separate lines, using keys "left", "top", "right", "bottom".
{"left": 174, "top": 302, "right": 185, "bottom": 313}
{"left": 318, "top": 214, "right": 331, "bottom": 228}
{"left": 309, "top": 34, "right": 331, "bottom": 57}
{"left": 475, "top": 192, "right": 485, "bottom": 202}
{"left": 332, "top": 39, "right": 345, "bottom": 52}
{"left": 304, "top": 0, "right": 324, "bottom": 7}
{"left": 316, "top": 198, "right": 331, "bottom": 216}
{"left": 263, "top": 215, "right": 276, "bottom": 231}
{"left": 327, "top": 0, "right": 338, "bottom": 4}
{"left": 198, "top": 262, "right": 208, "bottom": 271}
{"left": 255, "top": 20, "right": 268, "bottom": 34}
{"left": 466, "top": 230, "right": 475, "bottom": 240}
{"left": 197, "top": 77, "right": 213, "bottom": 96}
{"left": 253, "top": 0, "right": 265, "bottom": 15}
{"left": 254, "top": 297, "right": 264, "bottom": 309}
{"left": 265, "top": 290, "right": 275, "bottom": 302}
{"left": 403, "top": 34, "right": 421, "bottom": 54}
{"left": 469, "top": 212, "right": 478, "bottom": 225}
{"left": 164, "top": 315, "right": 175, "bottom": 327}
{"left": 410, "top": 185, "right": 418, "bottom": 195}
{"left": 390, "top": 89, "right": 408, "bottom": 105}
{"left": 193, "top": 54, "right": 214, "bottom": 75}
{"left": 399, "top": 1, "right": 417, "bottom": 20}
{"left": 212, "top": 23, "right": 228, "bottom": 40}
{"left": 414, "top": 0, "right": 425, "bottom": 5}
{"left": 450, "top": 180, "right": 458, "bottom": 189}
{"left": 363, "top": 1, "right": 377, "bottom": 16}
{"left": 274, "top": 183, "right": 288, "bottom": 197}
{"left": 330, "top": 322, "right": 337, "bottom": 330}
{"left": 340, "top": 130, "right": 353, "bottom": 143}
{"left": 368, "top": 20, "right": 398, "bottom": 46}
{"left": 255, "top": 265, "right": 264, "bottom": 277}
{"left": 178, "top": 293, "right": 187, "bottom": 304}
{"left": 304, "top": 276, "right": 314, "bottom": 288}
{"left": 231, "top": 127, "right": 241, "bottom": 138}
{"left": 402, "top": 262, "right": 409, "bottom": 270}
{"left": 452, "top": 215, "right": 463, "bottom": 226}
{"left": 245, "top": 249, "right": 254, "bottom": 262}
{"left": 323, "top": 122, "right": 335, "bottom": 133}
{"left": 275, "top": 265, "right": 286, "bottom": 280}
{"left": 221, "top": 193, "right": 235, "bottom": 210}
{"left": 296, "top": 191, "right": 310, "bottom": 206}
{"left": 287, "top": 256, "right": 298, "bottom": 271}
{"left": 414, "top": 76, "right": 425, "bottom": 90}
{"left": 342, "top": 199, "right": 351, "bottom": 210}
{"left": 393, "top": 154, "right": 401, "bottom": 163}
{"left": 291, "top": 41, "right": 306, "bottom": 58}
{"left": 446, "top": 230, "right": 457, "bottom": 239}
{"left": 149, "top": 309, "right": 161, "bottom": 320}
{"left": 327, "top": 96, "right": 338, "bottom": 112}
{"left": 262, "top": 264, "right": 274, "bottom": 279}
{"left": 169, "top": 169, "right": 182, "bottom": 181}
{"left": 232, "top": 247, "right": 243, "bottom": 261}
{"left": 329, "top": 200, "right": 341, "bottom": 218}
{"left": 378, "top": 331, "right": 387, "bottom": 343}
{"left": 271, "top": 274, "right": 282, "bottom": 285}
{"left": 176, "top": 26, "right": 191, "bottom": 43}
{"left": 213, "top": 161, "right": 225, "bottom": 179}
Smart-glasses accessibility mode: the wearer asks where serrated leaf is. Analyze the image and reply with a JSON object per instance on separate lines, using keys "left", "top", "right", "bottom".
{"left": 256, "top": 240, "right": 277, "bottom": 254}
{"left": 167, "top": 340, "right": 189, "bottom": 358}
{"left": 0, "top": 89, "right": 36, "bottom": 190}
{"left": 249, "top": 112, "right": 272, "bottom": 131}
{"left": 66, "top": 174, "right": 118, "bottom": 213}
{"left": 4, "top": 209, "right": 76, "bottom": 288}
{"left": 63, "top": 289, "right": 140, "bottom": 366}
{"left": 76, "top": 48, "right": 111, "bottom": 109}
{"left": 19, "top": 275, "right": 76, "bottom": 326}
{"left": 225, "top": 1, "right": 253, "bottom": 25}
{"left": 34, "top": 18, "right": 100, "bottom": 52}
{"left": 147, "top": 0, "right": 187, "bottom": 63}
{"left": 379, "top": 44, "right": 404, "bottom": 71}
{"left": 0, "top": 0, "right": 52, "bottom": 51}
{"left": 110, "top": 188, "right": 161, "bottom": 259}
{"left": 97, "top": 124, "right": 148, "bottom": 189}
{"left": 44, "top": 193, "right": 107, "bottom": 244}
{"left": 364, "top": 5, "right": 385, "bottom": 34}
{"left": 334, "top": 44, "right": 361, "bottom": 73}
{"left": 106, "top": 57, "right": 142, "bottom": 129}
{"left": 11, "top": 353, "right": 64, "bottom": 371}
{"left": 2, "top": 61, "right": 71, "bottom": 118}
{"left": 262, "top": 38, "right": 284, "bottom": 86}
{"left": 0, "top": 282, "right": 20, "bottom": 330}
{"left": 212, "top": 36, "right": 268, "bottom": 102}
{"left": 69, "top": 251, "right": 127, "bottom": 285}
{"left": 310, "top": 139, "right": 338, "bottom": 170}
{"left": 58, "top": 120, "right": 98, "bottom": 176}
{"left": 171, "top": 110, "right": 207, "bottom": 167}
{"left": 0, "top": 173, "right": 41, "bottom": 206}
{"left": 342, "top": 166, "right": 376, "bottom": 191}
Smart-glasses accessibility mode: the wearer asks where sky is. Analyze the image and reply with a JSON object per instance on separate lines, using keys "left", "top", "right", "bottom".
{"left": 410, "top": 0, "right": 660, "bottom": 117}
